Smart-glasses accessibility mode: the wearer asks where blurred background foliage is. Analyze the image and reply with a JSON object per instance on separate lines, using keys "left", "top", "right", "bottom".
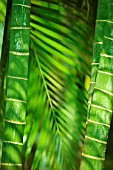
{"left": 0, "top": 0, "right": 113, "bottom": 169}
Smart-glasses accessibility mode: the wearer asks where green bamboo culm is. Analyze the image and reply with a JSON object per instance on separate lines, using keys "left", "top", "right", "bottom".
{"left": 1, "top": 0, "right": 31, "bottom": 170}
{"left": 80, "top": 1, "right": 113, "bottom": 170}
{"left": 88, "top": 0, "right": 111, "bottom": 116}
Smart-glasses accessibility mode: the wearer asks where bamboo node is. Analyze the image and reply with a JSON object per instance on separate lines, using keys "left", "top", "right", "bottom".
{"left": 7, "top": 75, "right": 28, "bottom": 81}
{"left": 91, "top": 62, "right": 99, "bottom": 65}
{"left": 98, "top": 70, "right": 113, "bottom": 76}
{"left": 91, "top": 104, "right": 112, "bottom": 113}
{"left": 10, "top": 27, "right": 30, "bottom": 30}
{"left": 100, "top": 53, "right": 113, "bottom": 58}
{"left": 90, "top": 81, "right": 95, "bottom": 84}
{"left": 94, "top": 87, "right": 113, "bottom": 96}
{"left": 6, "top": 98, "right": 27, "bottom": 103}
{"left": 9, "top": 51, "right": 29, "bottom": 56}
{"left": 88, "top": 119, "right": 110, "bottom": 127}
{"left": 4, "top": 119, "right": 26, "bottom": 125}
{"left": 12, "top": 4, "right": 31, "bottom": 8}
{"left": 82, "top": 153, "right": 105, "bottom": 160}
{"left": 1, "top": 163, "right": 22, "bottom": 166}
{"left": 96, "top": 19, "right": 107, "bottom": 22}
{"left": 93, "top": 42, "right": 103, "bottom": 44}
{"left": 3, "top": 140, "right": 23, "bottom": 145}
{"left": 104, "top": 36, "right": 113, "bottom": 41}
{"left": 85, "top": 135, "right": 107, "bottom": 144}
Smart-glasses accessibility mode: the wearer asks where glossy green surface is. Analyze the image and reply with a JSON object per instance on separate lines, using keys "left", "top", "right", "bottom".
{"left": 80, "top": 0, "right": 113, "bottom": 170}
{"left": 88, "top": 0, "right": 111, "bottom": 104}
{"left": 1, "top": 0, "right": 31, "bottom": 169}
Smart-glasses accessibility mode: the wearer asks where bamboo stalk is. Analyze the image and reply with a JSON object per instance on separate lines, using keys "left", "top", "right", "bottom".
{"left": 1, "top": 0, "right": 31, "bottom": 169}
{"left": 80, "top": 1, "right": 113, "bottom": 170}
{"left": 88, "top": 0, "right": 111, "bottom": 116}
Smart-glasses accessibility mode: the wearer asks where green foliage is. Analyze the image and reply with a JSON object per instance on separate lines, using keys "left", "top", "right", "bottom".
{"left": 22, "top": 0, "right": 93, "bottom": 169}
{"left": 4, "top": 0, "right": 113, "bottom": 170}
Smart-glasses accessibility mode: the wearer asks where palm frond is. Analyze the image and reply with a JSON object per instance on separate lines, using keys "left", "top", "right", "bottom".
{"left": 23, "top": 0, "right": 93, "bottom": 169}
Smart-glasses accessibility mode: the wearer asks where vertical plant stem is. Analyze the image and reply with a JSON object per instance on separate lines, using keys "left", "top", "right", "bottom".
{"left": 80, "top": 1, "right": 113, "bottom": 170}
{"left": 88, "top": 0, "right": 111, "bottom": 116}
{"left": 1, "top": 0, "right": 31, "bottom": 170}
{"left": 0, "top": 0, "right": 10, "bottom": 165}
